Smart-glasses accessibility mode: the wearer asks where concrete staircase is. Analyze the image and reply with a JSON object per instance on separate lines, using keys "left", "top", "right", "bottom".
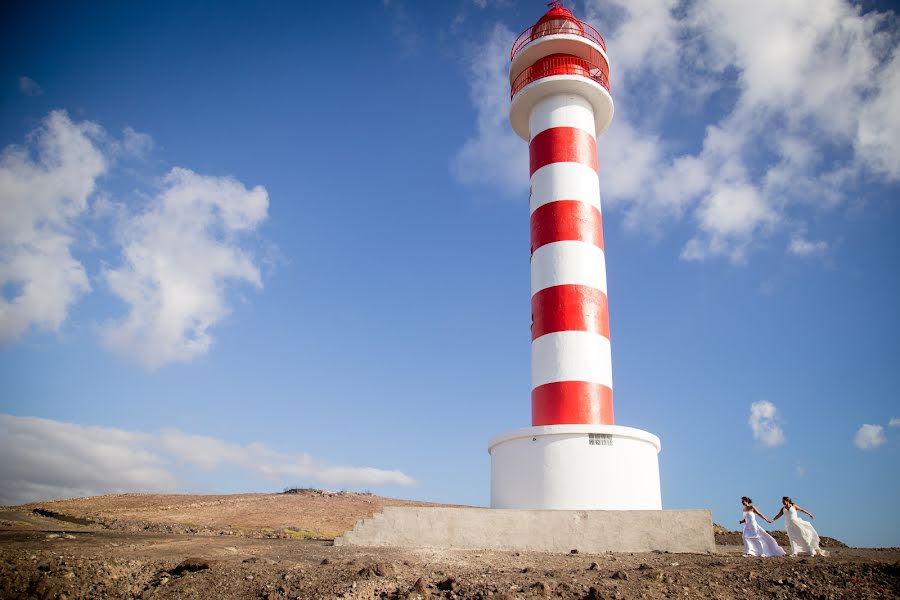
{"left": 335, "top": 507, "right": 716, "bottom": 554}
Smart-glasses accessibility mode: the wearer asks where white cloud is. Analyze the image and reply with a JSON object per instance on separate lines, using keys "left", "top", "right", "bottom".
{"left": 586, "top": 0, "right": 681, "bottom": 79}
{"left": 18, "top": 76, "right": 43, "bottom": 96}
{"left": 854, "top": 424, "right": 886, "bottom": 450}
{"left": 890, "top": 418, "right": 900, "bottom": 427}
{"left": 0, "top": 413, "right": 415, "bottom": 506}
{"left": 102, "top": 168, "right": 269, "bottom": 368}
{"left": 749, "top": 400, "right": 785, "bottom": 447}
{"left": 452, "top": 23, "right": 525, "bottom": 194}
{"left": 0, "top": 111, "right": 106, "bottom": 343}
{"left": 0, "top": 414, "right": 176, "bottom": 505}
{"left": 158, "top": 430, "right": 416, "bottom": 488}
{"left": 456, "top": 1, "right": 900, "bottom": 263}
{"left": 0, "top": 110, "right": 271, "bottom": 362}
{"left": 383, "top": 0, "right": 422, "bottom": 55}
{"left": 607, "top": 0, "right": 899, "bottom": 258}
{"left": 856, "top": 49, "right": 900, "bottom": 180}
{"left": 683, "top": 182, "right": 776, "bottom": 263}
{"left": 120, "top": 126, "right": 154, "bottom": 158}
{"left": 788, "top": 235, "right": 829, "bottom": 257}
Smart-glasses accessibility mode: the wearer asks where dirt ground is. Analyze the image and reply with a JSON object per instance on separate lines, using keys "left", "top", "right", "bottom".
{"left": 1, "top": 491, "right": 898, "bottom": 599}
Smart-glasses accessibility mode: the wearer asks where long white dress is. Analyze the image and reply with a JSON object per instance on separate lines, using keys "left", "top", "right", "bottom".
{"left": 784, "top": 505, "right": 827, "bottom": 556}
{"left": 742, "top": 510, "right": 785, "bottom": 557}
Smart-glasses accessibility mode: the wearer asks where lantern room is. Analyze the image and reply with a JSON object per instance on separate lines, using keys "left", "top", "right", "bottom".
{"left": 508, "top": 1, "right": 613, "bottom": 141}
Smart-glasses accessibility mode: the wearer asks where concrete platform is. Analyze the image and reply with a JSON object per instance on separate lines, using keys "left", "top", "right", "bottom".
{"left": 335, "top": 507, "right": 716, "bottom": 554}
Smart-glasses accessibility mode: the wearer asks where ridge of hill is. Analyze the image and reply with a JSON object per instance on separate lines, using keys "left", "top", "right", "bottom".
{"left": 9, "top": 489, "right": 460, "bottom": 539}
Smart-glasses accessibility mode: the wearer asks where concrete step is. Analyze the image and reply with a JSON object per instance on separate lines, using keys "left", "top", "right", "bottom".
{"left": 334, "top": 507, "right": 716, "bottom": 554}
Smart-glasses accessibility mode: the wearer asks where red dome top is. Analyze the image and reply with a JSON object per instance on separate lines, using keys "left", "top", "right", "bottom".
{"left": 532, "top": 2, "right": 583, "bottom": 32}
{"left": 511, "top": 2, "right": 606, "bottom": 60}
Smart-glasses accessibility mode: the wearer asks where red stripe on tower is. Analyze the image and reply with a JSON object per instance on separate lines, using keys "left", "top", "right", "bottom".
{"left": 531, "top": 284, "right": 609, "bottom": 340}
{"left": 529, "top": 127, "right": 597, "bottom": 176}
{"left": 530, "top": 200, "right": 604, "bottom": 254}
{"left": 532, "top": 381, "right": 614, "bottom": 426}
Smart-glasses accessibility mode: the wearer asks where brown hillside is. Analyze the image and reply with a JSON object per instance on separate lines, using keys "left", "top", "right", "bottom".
{"left": 15, "top": 489, "right": 464, "bottom": 539}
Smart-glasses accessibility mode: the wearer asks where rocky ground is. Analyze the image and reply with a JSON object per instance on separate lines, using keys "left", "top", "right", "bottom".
{"left": 1, "top": 490, "right": 897, "bottom": 599}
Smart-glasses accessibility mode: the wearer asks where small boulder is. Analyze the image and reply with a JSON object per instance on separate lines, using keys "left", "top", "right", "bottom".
{"left": 169, "top": 558, "right": 210, "bottom": 576}
{"left": 436, "top": 577, "right": 457, "bottom": 592}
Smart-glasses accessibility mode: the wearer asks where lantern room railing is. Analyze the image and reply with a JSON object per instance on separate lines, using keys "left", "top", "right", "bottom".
{"left": 510, "top": 54, "right": 610, "bottom": 99}
{"left": 511, "top": 18, "right": 607, "bottom": 61}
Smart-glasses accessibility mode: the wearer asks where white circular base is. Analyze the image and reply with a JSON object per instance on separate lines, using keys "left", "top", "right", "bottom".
{"left": 489, "top": 425, "right": 662, "bottom": 510}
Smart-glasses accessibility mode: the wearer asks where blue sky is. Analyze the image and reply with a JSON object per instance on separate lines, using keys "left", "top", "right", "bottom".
{"left": 1, "top": 0, "right": 898, "bottom": 547}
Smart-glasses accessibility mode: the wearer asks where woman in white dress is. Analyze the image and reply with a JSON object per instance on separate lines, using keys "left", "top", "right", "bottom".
{"left": 772, "top": 496, "right": 828, "bottom": 556}
{"left": 739, "top": 496, "right": 785, "bottom": 557}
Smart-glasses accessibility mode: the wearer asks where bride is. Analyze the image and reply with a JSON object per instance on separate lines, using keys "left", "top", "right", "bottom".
{"left": 772, "top": 496, "right": 829, "bottom": 556}
{"left": 740, "top": 496, "right": 785, "bottom": 557}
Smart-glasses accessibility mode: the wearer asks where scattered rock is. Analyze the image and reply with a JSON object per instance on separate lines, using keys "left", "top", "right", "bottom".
{"left": 584, "top": 586, "right": 605, "bottom": 600}
{"left": 611, "top": 570, "right": 628, "bottom": 581}
{"left": 588, "top": 562, "right": 601, "bottom": 570}
{"left": 436, "top": 576, "right": 457, "bottom": 592}
{"left": 408, "top": 577, "right": 430, "bottom": 599}
{"left": 570, "top": 549, "right": 580, "bottom": 554}
{"left": 169, "top": 558, "right": 210, "bottom": 576}
{"left": 533, "top": 581, "right": 552, "bottom": 596}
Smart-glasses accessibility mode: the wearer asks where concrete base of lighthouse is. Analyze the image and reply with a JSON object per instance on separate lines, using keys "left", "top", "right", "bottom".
{"left": 489, "top": 424, "right": 662, "bottom": 510}
{"left": 336, "top": 425, "right": 716, "bottom": 554}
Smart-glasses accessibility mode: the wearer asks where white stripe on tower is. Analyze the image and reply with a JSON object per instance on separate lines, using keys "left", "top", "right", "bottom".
{"left": 528, "top": 93, "right": 596, "bottom": 136}
{"left": 531, "top": 241, "right": 607, "bottom": 294}
{"left": 529, "top": 92, "right": 614, "bottom": 426}
{"left": 530, "top": 163, "right": 601, "bottom": 214}
{"left": 532, "top": 331, "right": 613, "bottom": 388}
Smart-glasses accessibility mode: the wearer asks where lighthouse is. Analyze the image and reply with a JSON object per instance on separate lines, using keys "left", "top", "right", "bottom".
{"left": 337, "top": 1, "right": 714, "bottom": 553}
{"left": 489, "top": 2, "right": 663, "bottom": 510}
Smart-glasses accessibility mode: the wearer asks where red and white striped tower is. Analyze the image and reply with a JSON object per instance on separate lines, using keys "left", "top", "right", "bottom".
{"left": 489, "top": 2, "right": 662, "bottom": 510}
